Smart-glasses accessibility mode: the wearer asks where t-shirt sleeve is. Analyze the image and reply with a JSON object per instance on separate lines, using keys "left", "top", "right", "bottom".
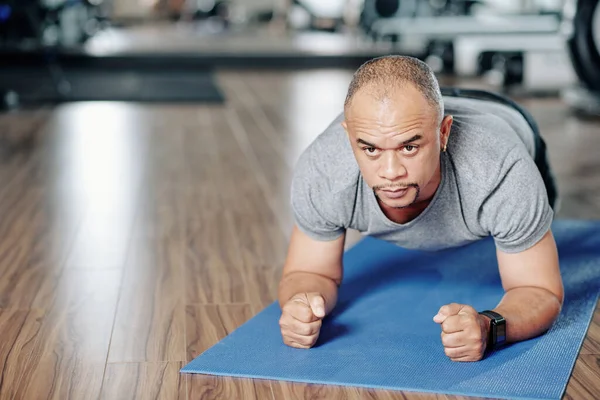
{"left": 479, "top": 147, "right": 554, "bottom": 253}
{"left": 290, "top": 151, "right": 346, "bottom": 241}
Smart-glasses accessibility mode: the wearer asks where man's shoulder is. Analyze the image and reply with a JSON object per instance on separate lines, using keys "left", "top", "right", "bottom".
{"left": 446, "top": 98, "right": 537, "bottom": 194}
{"left": 293, "top": 112, "right": 360, "bottom": 195}
{"left": 290, "top": 113, "right": 360, "bottom": 240}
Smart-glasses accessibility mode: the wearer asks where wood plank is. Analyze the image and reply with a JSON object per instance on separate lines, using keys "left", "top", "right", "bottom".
{"left": 63, "top": 205, "right": 137, "bottom": 270}
{"left": 221, "top": 76, "right": 295, "bottom": 233}
{"left": 12, "top": 270, "right": 121, "bottom": 400}
{"left": 187, "top": 375, "right": 273, "bottom": 400}
{"left": 270, "top": 382, "right": 366, "bottom": 400}
{"left": 0, "top": 182, "right": 82, "bottom": 308}
{"left": 107, "top": 107, "right": 188, "bottom": 363}
{"left": 185, "top": 215, "right": 248, "bottom": 305}
{"left": 216, "top": 107, "right": 289, "bottom": 265}
{"left": 185, "top": 211, "right": 280, "bottom": 307}
{"left": 107, "top": 231, "right": 185, "bottom": 363}
{"left": 0, "top": 308, "right": 45, "bottom": 400}
{"left": 100, "top": 362, "right": 186, "bottom": 400}
{"left": 271, "top": 381, "right": 487, "bottom": 399}
{"left": 0, "top": 186, "right": 59, "bottom": 308}
{"left": 0, "top": 108, "right": 50, "bottom": 197}
{"left": 184, "top": 304, "right": 273, "bottom": 399}
{"left": 239, "top": 70, "right": 351, "bottom": 162}
{"left": 563, "top": 354, "right": 600, "bottom": 400}
{"left": 182, "top": 107, "right": 285, "bottom": 307}
{"left": 185, "top": 304, "right": 254, "bottom": 357}
{"left": 581, "top": 302, "right": 600, "bottom": 355}
{"left": 220, "top": 73, "right": 292, "bottom": 168}
{"left": 181, "top": 108, "right": 261, "bottom": 306}
{"left": 51, "top": 103, "right": 156, "bottom": 270}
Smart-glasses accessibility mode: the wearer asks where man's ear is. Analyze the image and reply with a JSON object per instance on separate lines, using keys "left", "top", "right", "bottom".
{"left": 341, "top": 120, "right": 350, "bottom": 137}
{"left": 440, "top": 115, "right": 453, "bottom": 145}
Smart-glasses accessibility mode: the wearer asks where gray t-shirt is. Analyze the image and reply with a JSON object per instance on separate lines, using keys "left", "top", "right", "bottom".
{"left": 290, "top": 96, "right": 554, "bottom": 254}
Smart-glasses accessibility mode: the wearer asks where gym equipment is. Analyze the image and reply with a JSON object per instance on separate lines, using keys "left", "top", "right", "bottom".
{"left": 371, "top": 14, "right": 560, "bottom": 39}
{"left": 0, "top": 0, "right": 107, "bottom": 48}
{"left": 0, "top": 67, "right": 225, "bottom": 104}
{"left": 374, "top": 0, "right": 400, "bottom": 18}
{"left": 362, "top": 1, "right": 562, "bottom": 73}
{"left": 360, "top": 0, "right": 482, "bottom": 39}
{"left": 461, "top": 0, "right": 600, "bottom": 111}
{"left": 453, "top": 34, "right": 577, "bottom": 92}
{"left": 181, "top": 219, "right": 600, "bottom": 400}
{"left": 289, "top": 0, "right": 347, "bottom": 32}
{"left": 562, "top": 0, "right": 600, "bottom": 114}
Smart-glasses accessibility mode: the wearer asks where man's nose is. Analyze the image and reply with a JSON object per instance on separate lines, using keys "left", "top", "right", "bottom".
{"left": 378, "top": 151, "right": 407, "bottom": 181}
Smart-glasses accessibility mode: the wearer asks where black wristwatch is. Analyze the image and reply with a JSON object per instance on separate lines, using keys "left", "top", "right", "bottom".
{"left": 479, "top": 310, "right": 506, "bottom": 349}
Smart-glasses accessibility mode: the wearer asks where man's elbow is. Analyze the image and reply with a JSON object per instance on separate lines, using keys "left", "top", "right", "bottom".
{"left": 540, "top": 284, "right": 564, "bottom": 314}
{"left": 546, "top": 285, "right": 564, "bottom": 320}
{"left": 550, "top": 278, "right": 565, "bottom": 309}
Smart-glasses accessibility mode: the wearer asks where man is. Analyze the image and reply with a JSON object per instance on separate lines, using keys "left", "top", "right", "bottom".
{"left": 278, "top": 55, "right": 564, "bottom": 362}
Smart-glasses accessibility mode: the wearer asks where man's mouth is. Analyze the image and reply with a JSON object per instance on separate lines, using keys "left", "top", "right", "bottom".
{"left": 380, "top": 187, "right": 409, "bottom": 199}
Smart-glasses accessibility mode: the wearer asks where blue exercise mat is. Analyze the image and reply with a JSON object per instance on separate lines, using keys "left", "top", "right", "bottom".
{"left": 181, "top": 220, "right": 600, "bottom": 400}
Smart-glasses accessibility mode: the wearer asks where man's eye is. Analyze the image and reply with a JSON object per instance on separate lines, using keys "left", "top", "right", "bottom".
{"left": 364, "top": 147, "right": 380, "bottom": 156}
{"left": 402, "top": 145, "right": 418, "bottom": 154}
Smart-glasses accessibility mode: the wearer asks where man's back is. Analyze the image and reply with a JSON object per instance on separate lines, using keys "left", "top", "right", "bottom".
{"left": 291, "top": 95, "right": 553, "bottom": 253}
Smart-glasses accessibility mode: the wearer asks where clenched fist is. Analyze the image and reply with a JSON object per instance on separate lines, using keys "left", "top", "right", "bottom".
{"left": 279, "top": 292, "right": 326, "bottom": 349}
{"left": 433, "top": 303, "right": 489, "bottom": 362}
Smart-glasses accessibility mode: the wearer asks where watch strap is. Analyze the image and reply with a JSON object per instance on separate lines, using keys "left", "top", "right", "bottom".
{"left": 479, "top": 310, "right": 504, "bottom": 321}
{"left": 479, "top": 310, "right": 506, "bottom": 348}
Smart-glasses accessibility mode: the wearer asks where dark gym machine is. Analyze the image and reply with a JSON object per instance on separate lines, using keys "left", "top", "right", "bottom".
{"left": 562, "top": 0, "right": 600, "bottom": 114}
{"left": 0, "top": 0, "right": 109, "bottom": 108}
{"left": 0, "top": 0, "right": 108, "bottom": 48}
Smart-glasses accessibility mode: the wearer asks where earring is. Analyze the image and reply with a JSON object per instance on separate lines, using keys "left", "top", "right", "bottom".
{"left": 442, "top": 143, "right": 447, "bottom": 152}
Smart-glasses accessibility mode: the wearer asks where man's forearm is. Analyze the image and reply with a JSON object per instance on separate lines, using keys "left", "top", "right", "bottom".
{"left": 488, "top": 287, "right": 563, "bottom": 343}
{"left": 278, "top": 271, "right": 339, "bottom": 315}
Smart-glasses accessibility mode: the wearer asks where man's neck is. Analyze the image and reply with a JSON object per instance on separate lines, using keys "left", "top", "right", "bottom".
{"left": 378, "top": 197, "right": 432, "bottom": 224}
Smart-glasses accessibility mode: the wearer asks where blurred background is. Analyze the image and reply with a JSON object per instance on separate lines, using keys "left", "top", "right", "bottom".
{"left": 0, "top": 0, "right": 599, "bottom": 106}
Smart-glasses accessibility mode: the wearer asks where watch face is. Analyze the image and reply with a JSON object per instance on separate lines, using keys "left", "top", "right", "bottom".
{"left": 496, "top": 322, "right": 506, "bottom": 344}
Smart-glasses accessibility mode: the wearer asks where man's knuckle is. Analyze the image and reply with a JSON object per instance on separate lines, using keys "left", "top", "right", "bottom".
{"left": 290, "top": 322, "right": 303, "bottom": 334}
{"left": 312, "top": 321, "right": 322, "bottom": 334}
{"left": 299, "top": 324, "right": 311, "bottom": 336}
{"left": 440, "top": 334, "right": 449, "bottom": 345}
{"left": 441, "top": 320, "right": 452, "bottom": 332}
{"left": 300, "top": 336, "right": 313, "bottom": 346}
{"left": 282, "top": 302, "right": 294, "bottom": 313}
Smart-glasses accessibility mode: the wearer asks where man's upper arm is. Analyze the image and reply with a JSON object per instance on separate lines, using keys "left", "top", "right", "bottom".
{"left": 283, "top": 225, "right": 345, "bottom": 285}
{"left": 479, "top": 148, "right": 554, "bottom": 254}
{"left": 496, "top": 229, "right": 564, "bottom": 303}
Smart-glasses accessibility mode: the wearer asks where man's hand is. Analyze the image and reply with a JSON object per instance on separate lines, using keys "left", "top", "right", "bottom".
{"left": 279, "top": 292, "right": 326, "bottom": 349}
{"left": 433, "top": 303, "right": 489, "bottom": 362}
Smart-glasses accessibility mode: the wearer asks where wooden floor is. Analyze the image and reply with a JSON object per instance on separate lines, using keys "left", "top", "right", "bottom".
{"left": 0, "top": 70, "right": 598, "bottom": 400}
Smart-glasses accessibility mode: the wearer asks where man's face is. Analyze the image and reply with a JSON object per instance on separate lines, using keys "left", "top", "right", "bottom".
{"left": 342, "top": 84, "right": 451, "bottom": 209}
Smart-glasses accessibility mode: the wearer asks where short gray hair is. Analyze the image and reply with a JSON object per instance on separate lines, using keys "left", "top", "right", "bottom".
{"left": 344, "top": 55, "right": 443, "bottom": 123}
